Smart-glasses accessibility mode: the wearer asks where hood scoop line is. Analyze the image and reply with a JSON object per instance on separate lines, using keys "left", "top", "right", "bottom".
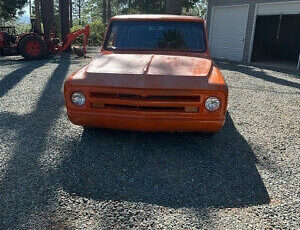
{"left": 143, "top": 54, "right": 155, "bottom": 75}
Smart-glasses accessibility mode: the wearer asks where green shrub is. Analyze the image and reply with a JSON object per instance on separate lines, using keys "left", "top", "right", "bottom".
{"left": 89, "top": 20, "right": 106, "bottom": 45}
{"left": 71, "top": 19, "right": 106, "bottom": 46}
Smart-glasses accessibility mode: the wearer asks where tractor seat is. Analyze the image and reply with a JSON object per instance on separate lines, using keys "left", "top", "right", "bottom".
{"left": 2, "top": 32, "right": 16, "bottom": 44}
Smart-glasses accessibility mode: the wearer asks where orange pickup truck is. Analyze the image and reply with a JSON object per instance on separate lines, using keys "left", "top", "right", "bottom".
{"left": 64, "top": 15, "right": 228, "bottom": 132}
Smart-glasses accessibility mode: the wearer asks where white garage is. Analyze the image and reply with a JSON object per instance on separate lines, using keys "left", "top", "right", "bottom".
{"left": 209, "top": 5, "right": 249, "bottom": 62}
{"left": 206, "top": 0, "right": 300, "bottom": 70}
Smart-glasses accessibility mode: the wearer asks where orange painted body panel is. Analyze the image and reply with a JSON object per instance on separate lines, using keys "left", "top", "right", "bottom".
{"left": 64, "top": 15, "right": 228, "bottom": 132}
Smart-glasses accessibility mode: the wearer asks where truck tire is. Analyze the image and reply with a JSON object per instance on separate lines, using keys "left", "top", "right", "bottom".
{"left": 18, "top": 35, "right": 47, "bottom": 60}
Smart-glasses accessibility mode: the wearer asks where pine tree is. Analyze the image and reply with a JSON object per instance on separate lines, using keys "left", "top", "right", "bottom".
{"left": 166, "top": 0, "right": 183, "bottom": 15}
{"left": 59, "top": 0, "right": 70, "bottom": 40}
{"left": 41, "top": 0, "right": 54, "bottom": 38}
{"left": 107, "top": 0, "right": 111, "bottom": 21}
{"left": 70, "top": 0, "right": 73, "bottom": 28}
{"left": 34, "top": 0, "right": 42, "bottom": 33}
{"left": 0, "top": 0, "right": 27, "bottom": 20}
{"left": 102, "top": 0, "right": 106, "bottom": 24}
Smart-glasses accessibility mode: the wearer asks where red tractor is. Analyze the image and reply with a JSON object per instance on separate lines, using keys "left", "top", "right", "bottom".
{"left": 0, "top": 25, "right": 90, "bottom": 60}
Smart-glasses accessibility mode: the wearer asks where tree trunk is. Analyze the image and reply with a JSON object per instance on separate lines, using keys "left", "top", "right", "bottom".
{"left": 78, "top": 0, "right": 81, "bottom": 25}
{"left": 41, "top": 0, "right": 54, "bottom": 39}
{"left": 59, "top": 0, "right": 70, "bottom": 41}
{"left": 107, "top": 0, "right": 111, "bottom": 21}
{"left": 102, "top": 0, "right": 107, "bottom": 24}
{"left": 70, "top": 0, "right": 73, "bottom": 28}
{"left": 78, "top": 0, "right": 81, "bottom": 18}
{"left": 34, "top": 0, "right": 42, "bottom": 33}
{"left": 29, "top": 0, "right": 32, "bottom": 16}
{"left": 166, "top": 0, "right": 183, "bottom": 15}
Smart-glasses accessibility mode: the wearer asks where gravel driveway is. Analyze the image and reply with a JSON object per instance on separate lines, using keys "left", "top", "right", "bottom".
{"left": 0, "top": 48, "right": 299, "bottom": 229}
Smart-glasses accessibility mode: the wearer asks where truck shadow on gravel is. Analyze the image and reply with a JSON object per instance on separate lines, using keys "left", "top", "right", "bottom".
{"left": 61, "top": 113, "right": 270, "bottom": 209}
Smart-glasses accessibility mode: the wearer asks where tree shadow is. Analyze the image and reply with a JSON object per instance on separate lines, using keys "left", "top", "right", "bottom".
{"left": 0, "top": 59, "right": 50, "bottom": 97}
{"left": 0, "top": 54, "right": 71, "bottom": 229}
{"left": 61, "top": 113, "right": 270, "bottom": 209}
{"left": 216, "top": 61, "right": 300, "bottom": 90}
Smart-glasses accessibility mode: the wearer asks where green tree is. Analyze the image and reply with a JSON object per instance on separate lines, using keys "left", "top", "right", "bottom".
{"left": 113, "top": 0, "right": 199, "bottom": 15}
{"left": 107, "top": 0, "right": 111, "bottom": 20}
{"left": 102, "top": 0, "right": 106, "bottom": 23}
{"left": 70, "top": 0, "right": 73, "bottom": 27}
{"left": 117, "top": 0, "right": 165, "bottom": 14}
{"left": 166, "top": 0, "right": 182, "bottom": 14}
{"left": 184, "top": 0, "right": 207, "bottom": 18}
{"left": 59, "top": 0, "right": 70, "bottom": 40}
{"left": 41, "top": 0, "right": 55, "bottom": 38}
{"left": 0, "top": 0, "right": 27, "bottom": 20}
{"left": 183, "top": 0, "right": 199, "bottom": 12}
{"left": 34, "top": 0, "right": 42, "bottom": 33}
{"left": 69, "top": 0, "right": 206, "bottom": 45}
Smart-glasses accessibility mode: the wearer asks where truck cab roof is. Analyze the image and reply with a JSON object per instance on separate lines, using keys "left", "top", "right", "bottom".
{"left": 111, "top": 14, "right": 205, "bottom": 22}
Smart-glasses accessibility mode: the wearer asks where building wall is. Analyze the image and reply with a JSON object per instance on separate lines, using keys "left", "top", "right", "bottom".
{"left": 206, "top": 0, "right": 298, "bottom": 62}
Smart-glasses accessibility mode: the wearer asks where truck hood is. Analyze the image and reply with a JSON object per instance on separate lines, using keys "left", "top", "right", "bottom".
{"left": 68, "top": 53, "right": 225, "bottom": 91}
{"left": 85, "top": 53, "right": 212, "bottom": 77}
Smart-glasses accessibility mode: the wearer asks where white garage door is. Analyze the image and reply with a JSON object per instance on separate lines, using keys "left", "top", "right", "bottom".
{"left": 210, "top": 5, "right": 249, "bottom": 62}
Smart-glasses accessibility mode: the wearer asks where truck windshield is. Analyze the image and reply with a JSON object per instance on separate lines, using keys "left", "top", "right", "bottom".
{"left": 104, "top": 20, "right": 207, "bottom": 52}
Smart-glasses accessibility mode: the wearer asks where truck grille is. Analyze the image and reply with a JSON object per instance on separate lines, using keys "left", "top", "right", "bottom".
{"left": 89, "top": 91, "right": 201, "bottom": 113}
{"left": 90, "top": 92, "right": 200, "bottom": 102}
{"left": 99, "top": 104, "right": 186, "bottom": 112}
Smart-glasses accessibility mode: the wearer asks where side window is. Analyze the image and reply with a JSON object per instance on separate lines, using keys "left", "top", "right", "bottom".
{"left": 107, "top": 26, "right": 117, "bottom": 47}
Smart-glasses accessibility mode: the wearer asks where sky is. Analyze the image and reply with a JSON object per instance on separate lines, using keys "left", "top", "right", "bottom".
{"left": 20, "top": 4, "right": 30, "bottom": 23}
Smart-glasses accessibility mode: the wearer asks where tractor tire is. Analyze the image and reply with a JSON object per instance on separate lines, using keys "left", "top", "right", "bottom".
{"left": 18, "top": 35, "right": 47, "bottom": 60}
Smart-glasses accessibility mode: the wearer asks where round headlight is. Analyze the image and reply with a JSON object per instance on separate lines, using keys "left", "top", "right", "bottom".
{"left": 205, "top": 97, "right": 220, "bottom": 112}
{"left": 71, "top": 92, "right": 86, "bottom": 106}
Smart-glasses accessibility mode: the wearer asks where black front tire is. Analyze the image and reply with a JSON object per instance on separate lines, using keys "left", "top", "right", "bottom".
{"left": 18, "top": 35, "right": 47, "bottom": 60}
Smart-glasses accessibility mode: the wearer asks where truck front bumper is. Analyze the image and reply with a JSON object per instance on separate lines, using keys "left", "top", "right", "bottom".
{"left": 67, "top": 111, "right": 225, "bottom": 132}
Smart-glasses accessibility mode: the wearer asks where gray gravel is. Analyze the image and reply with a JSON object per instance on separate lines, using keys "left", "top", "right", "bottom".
{"left": 0, "top": 48, "right": 299, "bottom": 229}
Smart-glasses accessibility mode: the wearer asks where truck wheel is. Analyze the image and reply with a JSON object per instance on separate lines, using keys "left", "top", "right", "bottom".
{"left": 19, "top": 35, "right": 47, "bottom": 60}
